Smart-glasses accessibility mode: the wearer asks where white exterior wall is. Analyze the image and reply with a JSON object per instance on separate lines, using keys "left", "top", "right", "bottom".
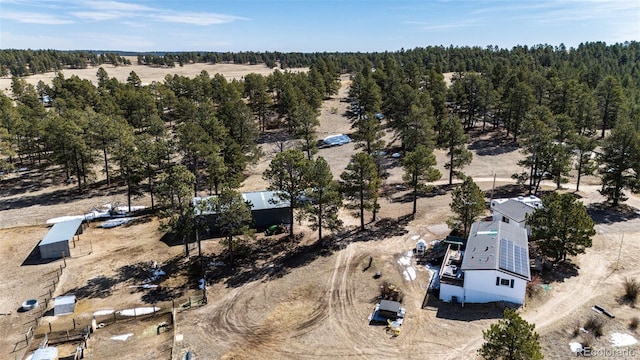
{"left": 463, "top": 270, "right": 527, "bottom": 304}
{"left": 439, "top": 283, "right": 465, "bottom": 303}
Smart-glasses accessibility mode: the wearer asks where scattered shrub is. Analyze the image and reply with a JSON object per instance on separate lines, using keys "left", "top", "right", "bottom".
{"left": 629, "top": 316, "right": 639, "bottom": 330}
{"left": 580, "top": 333, "right": 595, "bottom": 349}
{"left": 584, "top": 316, "right": 605, "bottom": 337}
{"left": 527, "top": 275, "right": 542, "bottom": 298}
{"left": 572, "top": 320, "right": 581, "bottom": 337}
{"left": 380, "top": 281, "right": 403, "bottom": 302}
{"left": 330, "top": 107, "right": 338, "bottom": 114}
{"left": 623, "top": 278, "right": 639, "bottom": 305}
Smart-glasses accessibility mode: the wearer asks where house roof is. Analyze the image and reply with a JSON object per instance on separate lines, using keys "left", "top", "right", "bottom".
{"left": 193, "top": 191, "right": 290, "bottom": 216}
{"left": 40, "top": 219, "right": 83, "bottom": 246}
{"left": 461, "top": 220, "right": 530, "bottom": 280}
{"left": 492, "top": 199, "right": 536, "bottom": 223}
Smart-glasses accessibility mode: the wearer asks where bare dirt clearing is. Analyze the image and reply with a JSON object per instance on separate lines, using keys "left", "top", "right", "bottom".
{"left": 0, "top": 70, "right": 638, "bottom": 359}
{"left": 0, "top": 57, "right": 307, "bottom": 94}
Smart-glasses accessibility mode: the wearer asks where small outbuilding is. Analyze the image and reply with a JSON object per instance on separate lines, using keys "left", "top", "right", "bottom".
{"left": 39, "top": 218, "right": 83, "bottom": 259}
{"left": 242, "top": 190, "right": 289, "bottom": 228}
{"left": 31, "top": 347, "right": 58, "bottom": 360}
{"left": 415, "top": 239, "right": 427, "bottom": 256}
{"left": 53, "top": 295, "right": 76, "bottom": 316}
{"left": 378, "top": 300, "right": 402, "bottom": 320}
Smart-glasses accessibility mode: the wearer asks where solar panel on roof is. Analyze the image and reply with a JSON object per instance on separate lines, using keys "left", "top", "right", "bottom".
{"left": 499, "top": 238, "right": 528, "bottom": 278}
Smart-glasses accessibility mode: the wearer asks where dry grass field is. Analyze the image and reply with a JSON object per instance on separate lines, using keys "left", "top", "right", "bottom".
{"left": 0, "top": 64, "right": 638, "bottom": 359}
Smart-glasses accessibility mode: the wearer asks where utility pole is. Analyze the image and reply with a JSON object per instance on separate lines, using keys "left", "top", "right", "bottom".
{"left": 615, "top": 233, "right": 624, "bottom": 270}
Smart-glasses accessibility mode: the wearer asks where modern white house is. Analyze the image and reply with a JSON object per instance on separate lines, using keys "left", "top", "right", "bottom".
{"left": 438, "top": 220, "right": 531, "bottom": 306}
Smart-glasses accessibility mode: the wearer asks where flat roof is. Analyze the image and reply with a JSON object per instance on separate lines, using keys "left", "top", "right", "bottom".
{"left": 54, "top": 295, "right": 76, "bottom": 306}
{"left": 462, "top": 221, "right": 530, "bottom": 280}
{"left": 32, "top": 347, "right": 58, "bottom": 360}
{"left": 40, "top": 219, "right": 83, "bottom": 246}
{"left": 379, "top": 300, "right": 401, "bottom": 313}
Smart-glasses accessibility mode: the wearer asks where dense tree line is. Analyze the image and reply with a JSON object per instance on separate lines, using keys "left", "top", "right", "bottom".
{"left": 0, "top": 49, "right": 130, "bottom": 77}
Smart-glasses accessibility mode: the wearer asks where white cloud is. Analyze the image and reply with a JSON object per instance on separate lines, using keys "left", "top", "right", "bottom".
{"left": 152, "top": 12, "right": 246, "bottom": 26}
{"left": 0, "top": 10, "right": 73, "bottom": 24}
{"left": 83, "top": 0, "right": 154, "bottom": 12}
{"left": 70, "top": 11, "right": 126, "bottom": 21}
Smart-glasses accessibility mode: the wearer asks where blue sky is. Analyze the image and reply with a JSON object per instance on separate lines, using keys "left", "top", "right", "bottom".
{"left": 1, "top": 0, "right": 638, "bottom": 52}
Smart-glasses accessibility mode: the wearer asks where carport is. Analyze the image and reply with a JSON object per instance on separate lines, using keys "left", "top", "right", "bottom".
{"left": 39, "top": 218, "right": 83, "bottom": 259}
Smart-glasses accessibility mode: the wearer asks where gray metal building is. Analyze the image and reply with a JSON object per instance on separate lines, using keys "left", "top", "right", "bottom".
{"left": 39, "top": 219, "right": 83, "bottom": 259}
{"left": 193, "top": 190, "right": 290, "bottom": 231}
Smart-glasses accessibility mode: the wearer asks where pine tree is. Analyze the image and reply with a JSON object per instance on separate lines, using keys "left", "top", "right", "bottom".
{"left": 263, "top": 149, "right": 312, "bottom": 237}
{"left": 597, "top": 119, "right": 640, "bottom": 206}
{"left": 340, "top": 152, "right": 380, "bottom": 231}
{"left": 527, "top": 192, "right": 595, "bottom": 263}
{"left": 478, "top": 309, "right": 543, "bottom": 360}
{"left": 304, "top": 157, "right": 343, "bottom": 241}
{"left": 401, "top": 144, "right": 441, "bottom": 215}
{"left": 448, "top": 176, "right": 485, "bottom": 237}
{"left": 439, "top": 115, "right": 472, "bottom": 185}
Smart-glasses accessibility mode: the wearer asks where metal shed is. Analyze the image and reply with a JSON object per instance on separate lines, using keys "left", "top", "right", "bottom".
{"left": 39, "top": 219, "right": 83, "bottom": 259}
{"left": 242, "top": 191, "right": 290, "bottom": 228}
{"left": 53, "top": 295, "right": 76, "bottom": 316}
{"left": 31, "top": 347, "right": 58, "bottom": 360}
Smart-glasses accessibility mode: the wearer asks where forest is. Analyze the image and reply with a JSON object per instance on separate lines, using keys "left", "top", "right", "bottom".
{"left": 1, "top": 42, "right": 639, "bottom": 252}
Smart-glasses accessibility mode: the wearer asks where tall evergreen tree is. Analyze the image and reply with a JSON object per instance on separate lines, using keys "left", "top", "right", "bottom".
{"left": 340, "top": 152, "right": 380, "bottom": 231}
{"left": 304, "top": 157, "right": 343, "bottom": 242}
{"left": 263, "top": 149, "right": 312, "bottom": 237}
{"left": 448, "top": 176, "right": 485, "bottom": 237}
{"left": 439, "top": 115, "right": 472, "bottom": 185}
{"left": 401, "top": 144, "right": 441, "bottom": 215}
{"left": 528, "top": 192, "right": 595, "bottom": 263}
{"left": 597, "top": 118, "right": 640, "bottom": 206}
{"left": 478, "top": 309, "right": 543, "bottom": 360}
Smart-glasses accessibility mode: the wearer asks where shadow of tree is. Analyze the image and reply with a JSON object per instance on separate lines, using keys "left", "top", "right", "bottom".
{"left": 0, "top": 176, "right": 126, "bottom": 212}
{"left": 424, "top": 294, "right": 506, "bottom": 321}
{"left": 391, "top": 185, "right": 450, "bottom": 204}
{"left": 468, "top": 135, "right": 520, "bottom": 156}
{"left": 539, "top": 260, "right": 580, "bottom": 283}
{"left": 489, "top": 184, "right": 528, "bottom": 200}
{"left": 64, "top": 255, "right": 197, "bottom": 302}
{"left": 206, "top": 214, "right": 414, "bottom": 289}
{"left": 586, "top": 203, "right": 640, "bottom": 225}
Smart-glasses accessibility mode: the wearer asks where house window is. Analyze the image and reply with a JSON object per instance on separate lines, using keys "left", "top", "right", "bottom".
{"left": 500, "top": 278, "right": 510, "bottom": 286}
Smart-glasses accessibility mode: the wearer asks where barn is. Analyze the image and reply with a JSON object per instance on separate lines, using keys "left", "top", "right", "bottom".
{"left": 39, "top": 219, "right": 83, "bottom": 259}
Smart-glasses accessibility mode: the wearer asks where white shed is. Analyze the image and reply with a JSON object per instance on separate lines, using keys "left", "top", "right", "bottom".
{"left": 415, "top": 239, "right": 427, "bottom": 256}
{"left": 53, "top": 295, "right": 76, "bottom": 316}
{"left": 31, "top": 347, "right": 58, "bottom": 360}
